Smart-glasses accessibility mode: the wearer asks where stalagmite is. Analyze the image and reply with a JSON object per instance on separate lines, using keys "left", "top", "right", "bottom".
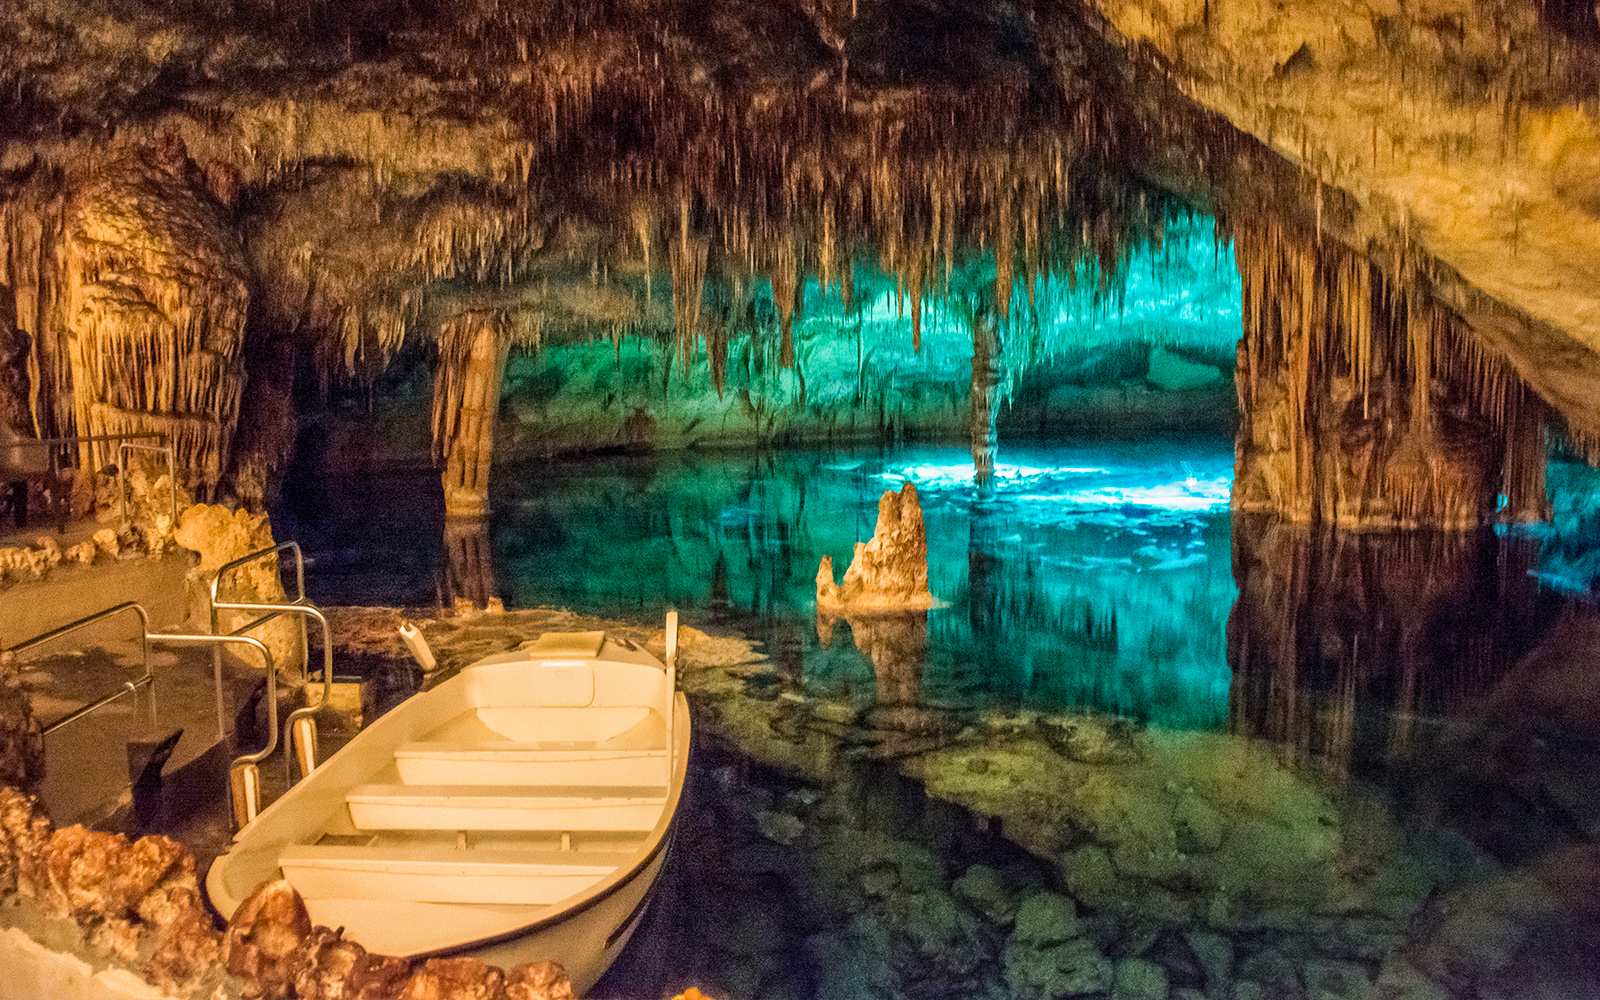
{"left": 816, "top": 482, "right": 935, "bottom": 611}
{"left": 432, "top": 313, "right": 510, "bottom": 519}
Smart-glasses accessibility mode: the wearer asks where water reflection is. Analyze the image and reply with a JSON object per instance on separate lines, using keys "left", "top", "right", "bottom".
{"left": 442, "top": 517, "right": 498, "bottom": 609}
{"left": 1227, "top": 515, "right": 1558, "bottom": 775}
{"left": 816, "top": 610, "right": 927, "bottom": 706}
{"left": 480, "top": 440, "right": 1237, "bottom": 727}
{"left": 276, "top": 439, "right": 1597, "bottom": 745}
{"left": 271, "top": 438, "right": 1600, "bottom": 1000}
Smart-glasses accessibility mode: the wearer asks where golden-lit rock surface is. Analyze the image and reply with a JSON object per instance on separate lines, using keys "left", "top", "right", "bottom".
{"left": 174, "top": 502, "right": 304, "bottom": 675}
{"left": 63, "top": 140, "right": 249, "bottom": 495}
{"left": 224, "top": 878, "right": 313, "bottom": 999}
{"left": 1085, "top": 0, "right": 1600, "bottom": 442}
{"left": 290, "top": 924, "right": 413, "bottom": 1000}
{"left": 0, "top": 789, "right": 223, "bottom": 994}
{"left": 0, "top": 654, "right": 44, "bottom": 790}
{"left": 1, "top": 0, "right": 1592, "bottom": 523}
{"left": 817, "top": 482, "right": 935, "bottom": 610}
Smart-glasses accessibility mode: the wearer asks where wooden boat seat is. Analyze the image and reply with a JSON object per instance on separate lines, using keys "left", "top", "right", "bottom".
{"left": 473, "top": 706, "right": 665, "bottom": 745}
{"left": 346, "top": 783, "right": 668, "bottom": 832}
{"left": 280, "top": 843, "right": 635, "bottom": 905}
{"left": 394, "top": 738, "right": 669, "bottom": 786}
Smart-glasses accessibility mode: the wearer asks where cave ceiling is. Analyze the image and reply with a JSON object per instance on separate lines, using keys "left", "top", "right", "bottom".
{"left": 2, "top": 0, "right": 1599, "bottom": 441}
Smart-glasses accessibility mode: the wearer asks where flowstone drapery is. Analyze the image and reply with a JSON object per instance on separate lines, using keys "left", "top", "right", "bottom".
{"left": 1230, "top": 219, "right": 1550, "bottom": 529}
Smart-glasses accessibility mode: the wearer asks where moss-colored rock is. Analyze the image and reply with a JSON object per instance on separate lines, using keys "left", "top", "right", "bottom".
{"left": 952, "top": 864, "right": 1018, "bottom": 926}
{"left": 1112, "top": 956, "right": 1169, "bottom": 1000}
{"left": 1013, "top": 892, "right": 1080, "bottom": 947}
{"left": 1173, "top": 792, "right": 1225, "bottom": 853}
{"left": 1004, "top": 935, "right": 1112, "bottom": 1000}
{"left": 1062, "top": 845, "right": 1120, "bottom": 909}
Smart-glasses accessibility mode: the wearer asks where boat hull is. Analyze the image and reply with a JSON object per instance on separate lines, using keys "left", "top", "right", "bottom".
{"left": 205, "top": 635, "right": 689, "bottom": 993}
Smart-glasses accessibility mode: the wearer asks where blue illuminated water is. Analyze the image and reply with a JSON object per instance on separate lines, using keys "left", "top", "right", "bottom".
{"left": 271, "top": 438, "right": 1600, "bottom": 1000}
{"left": 493, "top": 438, "right": 1236, "bottom": 728}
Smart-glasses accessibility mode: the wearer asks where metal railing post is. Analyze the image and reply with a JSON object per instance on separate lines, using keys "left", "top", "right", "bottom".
{"left": 209, "top": 542, "right": 331, "bottom": 787}
{"left": 146, "top": 632, "right": 276, "bottom": 829}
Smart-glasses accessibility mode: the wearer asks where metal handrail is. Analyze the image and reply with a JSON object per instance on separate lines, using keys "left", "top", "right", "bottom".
{"left": 7, "top": 602, "right": 155, "bottom": 735}
{"left": 146, "top": 631, "right": 275, "bottom": 829}
{"left": 6, "top": 599, "right": 284, "bottom": 830}
{"left": 4, "top": 432, "right": 176, "bottom": 531}
{"left": 209, "top": 541, "right": 331, "bottom": 787}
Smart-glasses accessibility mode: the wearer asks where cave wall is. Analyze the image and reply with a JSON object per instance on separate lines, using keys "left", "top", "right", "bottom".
{"left": 0, "top": 0, "right": 1591, "bottom": 525}
{"left": 1230, "top": 217, "right": 1549, "bottom": 528}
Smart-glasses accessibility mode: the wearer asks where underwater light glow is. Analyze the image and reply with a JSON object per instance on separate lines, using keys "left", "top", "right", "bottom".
{"left": 878, "top": 463, "right": 1110, "bottom": 488}
{"left": 874, "top": 460, "right": 1231, "bottom": 511}
{"left": 1024, "top": 481, "right": 1232, "bottom": 511}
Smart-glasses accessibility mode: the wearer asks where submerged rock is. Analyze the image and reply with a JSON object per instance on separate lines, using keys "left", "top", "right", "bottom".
{"left": 1004, "top": 933, "right": 1113, "bottom": 999}
{"left": 1111, "top": 956, "right": 1169, "bottom": 1000}
{"left": 952, "top": 863, "right": 1018, "bottom": 925}
{"left": 1014, "top": 892, "right": 1081, "bottom": 946}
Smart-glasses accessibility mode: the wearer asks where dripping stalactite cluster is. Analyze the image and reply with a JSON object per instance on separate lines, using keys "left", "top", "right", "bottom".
{"left": 0, "top": 0, "right": 1590, "bottom": 524}
{"left": 1230, "top": 217, "right": 1554, "bottom": 529}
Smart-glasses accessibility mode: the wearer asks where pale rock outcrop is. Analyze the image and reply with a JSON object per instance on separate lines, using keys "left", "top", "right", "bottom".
{"left": 816, "top": 482, "right": 934, "bottom": 611}
{"left": 0, "top": 791, "right": 222, "bottom": 994}
{"left": 63, "top": 139, "right": 249, "bottom": 498}
{"left": 92, "top": 527, "right": 120, "bottom": 558}
{"left": 174, "top": 504, "right": 304, "bottom": 677}
{"left": 223, "top": 879, "right": 577, "bottom": 1000}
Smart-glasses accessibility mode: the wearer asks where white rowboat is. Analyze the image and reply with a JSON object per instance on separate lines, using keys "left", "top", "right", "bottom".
{"left": 205, "top": 621, "right": 690, "bottom": 994}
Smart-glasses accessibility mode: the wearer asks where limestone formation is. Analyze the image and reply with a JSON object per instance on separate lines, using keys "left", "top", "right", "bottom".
{"left": 63, "top": 141, "right": 249, "bottom": 497}
{"left": 816, "top": 483, "right": 935, "bottom": 611}
{"left": 225, "top": 879, "right": 312, "bottom": 999}
{"left": 504, "top": 960, "right": 576, "bottom": 1000}
{"left": 0, "top": 0, "right": 1593, "bottom": 521}
{"left": 174, "top": 503, "right": 304, "bottom": 677}
{"left": 291, "top": 925, "right": 412, "bottom": 1000}
{"left": 398, "top": 956, "right": 506, "bottom": 999}
{"left": 433, "top": 313, "right": 511, "bottom": 519}
{"left": 0, "top": 653, "right": 43, "bottom": 790}
{"left": 1230, "top": 220, "right": 1550, "bottom": 528}
{"left": 0, "top": 790, "right": 223, "bottom": 993}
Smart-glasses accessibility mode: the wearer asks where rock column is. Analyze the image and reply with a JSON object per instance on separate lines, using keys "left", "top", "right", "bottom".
{"left": 432, "top": 314, "right": 509, "bottom": 520}
{"left": 969, "top": 309, "right": 1002, "bottom": 482}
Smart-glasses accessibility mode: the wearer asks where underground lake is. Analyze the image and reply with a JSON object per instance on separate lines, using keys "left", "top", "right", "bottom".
{"left": 261, "top": 436, "right": 1600, "bottom": 1000}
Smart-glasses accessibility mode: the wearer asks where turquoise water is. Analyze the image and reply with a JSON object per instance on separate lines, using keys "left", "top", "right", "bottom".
{"left": 274, "top": 439, "right": 1600, "bottom": 1000}
{"left": 489, "top": 438, "right": 1237, "bottom": 729}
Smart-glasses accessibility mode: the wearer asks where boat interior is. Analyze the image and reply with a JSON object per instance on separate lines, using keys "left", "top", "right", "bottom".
{"left": 227, "top": 630, "right": 686, "bottom": 956}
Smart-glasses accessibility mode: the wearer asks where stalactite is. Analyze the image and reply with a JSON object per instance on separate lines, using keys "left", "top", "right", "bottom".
{"left": 60, "top": 148, "right": 248, "bottom": 496}
{"left": 1229, "top": 215, "right": 1550, "bottom": 528}
{"left": 669, "top": 198, "right": 708, "bottom": 374}
{"left": 994, "top": 194, "right": 1015, "bottom": 322}
{"left": 769, "top": 237, "right": 799, "bottom": 371}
